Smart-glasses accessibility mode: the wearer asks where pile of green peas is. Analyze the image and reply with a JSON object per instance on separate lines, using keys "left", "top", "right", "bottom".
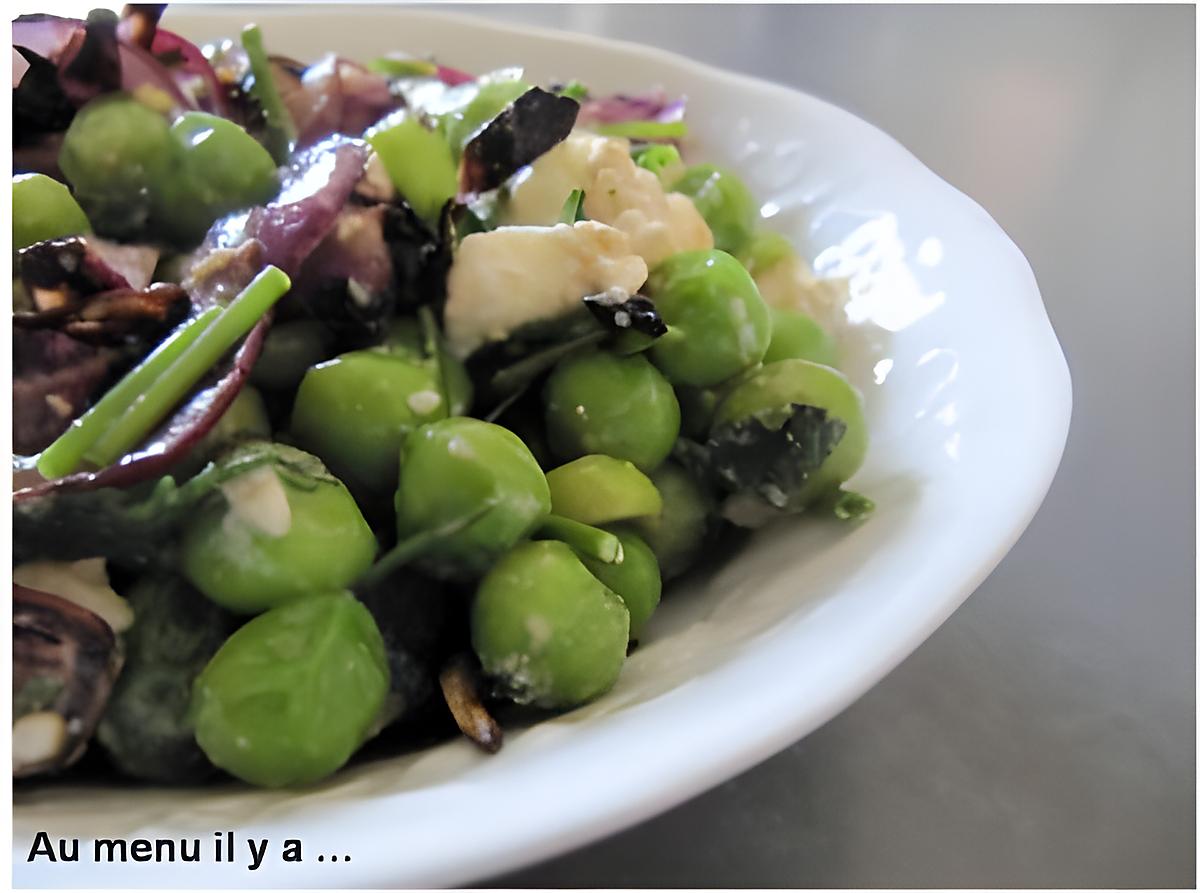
{"left": 48, "top": 92, "right": 280, "bottom": 245}
{"left": 14, "top": 80, "right": 868, "bottom": 787}
{"left": 176, "top": 236, "right": 864, "bottom": 787}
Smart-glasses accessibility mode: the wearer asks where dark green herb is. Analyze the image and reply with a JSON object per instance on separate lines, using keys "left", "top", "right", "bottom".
{"left": 676, "top": 404, "right": 846, "bottom": 515}
{"left": 96, "top": 574, "right": 235, "bottom": 783}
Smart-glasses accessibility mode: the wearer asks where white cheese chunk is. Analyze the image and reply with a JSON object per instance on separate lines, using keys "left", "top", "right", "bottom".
{"left": 13, "top": 558, "right": 133, "bottom": 633}
{"left": 505, "top": 132, "right": 713, "bottom": 267}
{"left": 220, "top": 465, "right": 293, "bottom": 538}
{"left": 444, "top": 220, "right": 648, "bottom": 357}
{"left": 13, "top": 712, "right": 67, "bottom": 774}
{"left": 753, "top": 253, "right": 851, "bottom": 334}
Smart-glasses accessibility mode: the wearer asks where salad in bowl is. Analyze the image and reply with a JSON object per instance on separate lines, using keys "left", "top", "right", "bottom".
{"left": 12, "top": 5, "right": 870, "bottom": 791}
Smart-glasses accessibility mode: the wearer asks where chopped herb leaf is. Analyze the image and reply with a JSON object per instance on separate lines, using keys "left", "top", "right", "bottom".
{"left": 830, "top": 489, "right": 875, "bottom": 521}
{"left": 558, "top": 188, "right": 587, "bottom": 224}
{"left": 677, "top": 404, "right": 846, "bottom": 518}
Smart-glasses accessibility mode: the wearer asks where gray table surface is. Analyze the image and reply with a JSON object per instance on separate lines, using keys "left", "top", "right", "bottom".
{"left": 432, "top": 5, "right": 1195, "bottom": 888}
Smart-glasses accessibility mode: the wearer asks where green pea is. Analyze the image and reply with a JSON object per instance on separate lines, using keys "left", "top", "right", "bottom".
{"left": 12, "top": 173, "right": 90, "bottom": 251}
{"left": 546, "top": 455, "right": 662, "bottom": 525}
{"left": 714, "top": 358, "right": 867, "bottom": 502}
{"left": 672, "top": 164, "right": 757, "bottom": 255}
{"left": 632, "top": 144, "right": 684, "bottom": 187}
{"left": 191, "top": 591, "right": 389, "bottom": 788}
{"left": 291, "top": 351, "right": 450, "bottom": 497}
{"left": 59, "top": 98, "right": 279, "bottom": 246}
{"left": 162, "top": 111, "right": 280, "bottom": 243}
{"left": 443, "top": 79, "right": 531, "bottom": 153}
{"left": 471, "top": 540, "right": 629, "bottom": 708}
{"left": 646, "top": 249, "right": 772, "bottom": 389}
{"left": 395, "top": 417, "right": 551, "bottom": 580}
{"left": 763, "top": 307, "right": 839, "bottom": 368}
{"left": 181, "top": 443, "right": 377, "bottom": 613}
{"left": 739, "top": 229, "right": 794, "bottom": 277}
{"left": 543, "top": 350, "right": 680, "bottom": 472}
{"left": 581, "top": 526, "right": 661, "bottom": 638}
{"left": 250, "top": 320, "right": 336, "bottom": 391}
{"left": 58, "top": 93, "right": 176, "bottom": 239}
{"left": 633, "top": 462, "right": 711, "bottom": 581}
{"left": 367, "top": 112, "right": 457, "bottom": 222}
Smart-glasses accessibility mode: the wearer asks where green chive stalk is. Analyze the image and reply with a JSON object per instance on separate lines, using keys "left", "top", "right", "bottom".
{"left": 85, "top": 266, "right": 291, "bottom": 468}
{"left": 36, "top": 307, "right": 222, "bottom": 479}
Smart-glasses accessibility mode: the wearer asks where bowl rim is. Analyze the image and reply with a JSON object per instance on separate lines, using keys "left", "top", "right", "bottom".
{"left": 13, "top": 7, "right": 1073, "bottom": 888}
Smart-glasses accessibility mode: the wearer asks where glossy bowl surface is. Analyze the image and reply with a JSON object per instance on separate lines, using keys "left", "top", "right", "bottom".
{"left": 13, "top": 7, "right": 1071, "bottom": 887}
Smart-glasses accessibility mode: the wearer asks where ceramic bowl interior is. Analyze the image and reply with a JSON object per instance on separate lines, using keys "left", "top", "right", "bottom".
{"left": 14, "top": 7, "right": 1071, "bottom": 888}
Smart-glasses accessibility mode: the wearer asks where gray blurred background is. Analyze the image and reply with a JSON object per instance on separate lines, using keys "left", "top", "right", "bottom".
{"left": 422, "top": 5, "right": 1195, "bottom": 888}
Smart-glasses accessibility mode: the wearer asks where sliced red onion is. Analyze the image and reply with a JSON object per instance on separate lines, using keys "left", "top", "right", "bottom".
{"left": 87, "top": 240, "right": 160, "bottom": 293}
{"left": 183, "top": 135, "right": 369, "bottom": 315}
{"left": 332, "top": 58, "right": 395, "bottom": 135}
{"left": 293, "top": 203, "right": 393, "bottom": 303}
{"left": 114, "top": 34, "right": 194, "bottom": 110}
{"left": 13, "top": 330, "right": 119, "bottom": 457}
{"left": 13, "top": 584, "right": 123, "bottom": 778}
{"left": 435, "top": 63, "right": 474, "bottom": 86}
{"left": 11, "top": 15, "right": 79, "bottom": 72}
{"left": 144, "top": 25, "right": 231, "bottom": 117}
{"left": 286, "top": 54, "right": 396, "bottom": 148}
{"left": 13, "top": 13, "right": 196, "bottom": 113}
{"left": 250, "top": 136, "right": 371, "bottom": 270}
{"left": 576, "top": 89, "right": 686, "bottom": 126}
{"left": 56, "top": 12, "right": 121, "bottom": 107}
{"left": 287, "top": 54, "right": 343, "bottom": 149}
{"left": 19, "top": 236, "right": 144, "bottom": 295}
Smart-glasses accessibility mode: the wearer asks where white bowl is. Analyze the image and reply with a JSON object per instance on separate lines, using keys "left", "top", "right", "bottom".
{"left": 13, "top": 8, "right": 1071, "bottom": 888}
